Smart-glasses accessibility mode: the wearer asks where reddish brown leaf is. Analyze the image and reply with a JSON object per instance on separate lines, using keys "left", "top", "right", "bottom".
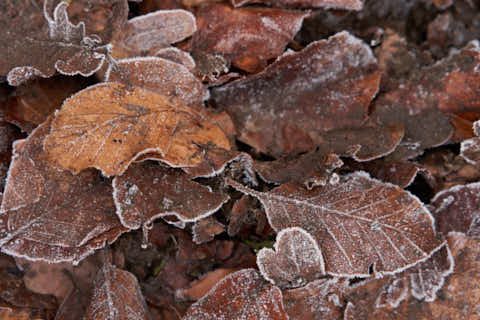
{"left": 43, "top": 82, "right": 231, "bottom": 177}
{"left": 212, "top": 31, "right": 381, "bottom": 156}
{"left": 84, "top": 262, "right": 152, "bottom": 320}
{"left": 175, "top": 268, "right": 238, "bottom": 301}
{"left": 183, "top": 269, "right": 288, "bottom": 320}
{"left": 154, "top": 47, "right": 196, "bottom": 72}
{"left": 0, "top": 119, "right": 127, "bottom": 263}
{"left": 227, "top": 172, "right": 443, "bottom": 276}
{"left": 257, "top": 227, "right": 325, "bottom": 288}
{"left": 112, "top": 162, "right": 229, "bottom": 231}
{"left": 431, "top": 182, "right": 480, "bottom": 238}
{"left": 105, "top": 57, "right": 206, "bottom": 108}
{"left": 192, "top": 216, "right": 225, "bottom": 244}
{"left": 0, "top": 1, "right": 110, "bottom": 85}
{"left": 231, "top": 0, "right": 363, "bottom": 10}
{"left": 460, "top": 120, "right": 480, "bottom": 165}
{"left": 192, "top": 4, "right": 309, "bottom": 73}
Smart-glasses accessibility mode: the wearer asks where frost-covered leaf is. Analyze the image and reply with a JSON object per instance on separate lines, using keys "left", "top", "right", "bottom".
{"left": 154, "top": 47, "right": 196, "bottom": 72}
{"left": 112, "top": 162, "right": 229, "bottom": 230}
{"left": 212, "top": 31, "right": 381, "bottom": 157}
{"left": 0, "top": 119, "right": 127, "bottom": 264}
{"left": 84, "top": 262, "right": 152, "bottom": 320}
{"left": 460, "top": 120, "right": 480, "bottom": 165}
{"left": 0, "top": 122, "right": 21, "bottom": 194}
{"left": 183, "top": 269, "right": 288, "bottom": 320}
{"left": 227, "top": 172, "right": 443, "bottom": 276}
{"left": 192, "top": 4, "right": 309, "bottom": 73}
{"left": 231, "top": 0, "right": 363, "bottom": 10}
{"left": 105, "top": 57, "right": 206, "bottom": 109}
{"left": 0, "top": 1, "right": 110, "bottom": 85}
{"left": 431, "top": 182, "right": 480, "bottom": 238}
{"left": 257, "top": 227, "right": 325, "bottom": 288}
{"left": 192, "top": 216, "right": 225, "bottom": 244}
{"left": 43, "top": 82, "right": 231, "bottom": 177}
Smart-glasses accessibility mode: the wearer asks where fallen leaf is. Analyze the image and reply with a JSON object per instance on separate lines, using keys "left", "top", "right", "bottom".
{"left": 227, "top": 172, "right": 443, "bottom": 276}
{"left": 212, "top": 31, "right": 381, "bottom": 156}
{"left": 183, "top": 268, "right": 288, "bottom": 320}
{"left": 257, "top": 227, "right": 325, "bottom": 288}
{"left": 431, "top": 182, "right": 480, "bottom": 238}
{"left": 192, "top": 4, "right": 310, "bottom": 73}
{"left": 112, "top": 162, "right": 229, "bottom": 231}
{"left": 460, "top": 120, "right": 480, "bottom": 165}
{"left": 0, "top": 119, "right": 127, "bottom": 264}
{"left": 175, "top": 268, "right": 238, "bottom": 301}
{"left": 43, "top": 82, "right": 231, "bottom": 177}
{"left": 192, "top": 216, "right": 225, "bottom": 244}
{"left": 105, "top": 57, "right": 206, "bottom": 108}
{"left": 154, "top": 47, "right": 197, "bottom": 72}
{"left": 0, "top": 1, "right": 110, "bottom": 85}
{"left": 0, "top": 122, "right": 21, "bottom": 193}
{"left": 231, "top": 0, "right": 364, "bottom": 10}
{"left": 84, "top": 262, "right": 152, "bottom": 320}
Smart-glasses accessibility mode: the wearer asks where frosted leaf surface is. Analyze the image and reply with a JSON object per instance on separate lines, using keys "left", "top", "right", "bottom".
{"left": 155, "top": 47, "right": 196, "bottom": 72}
{"left": 227, "top": 172, "right": 443, "bottom": 276}
{"left": 112, "top": 162, "right": 229, "bottom": 230}
{"left": 183, "top": 269, "right": 288, "bottom": 320}
{"left": 257, "top": 227, "right": 325, "bottom": 288}
{"left": 431, "top": 182, "right": 480, "bottom": 238}
{"left": 212, "top": 31, "right": 381, "bottom": 156}
{"left": 192, "top": 4, "right": 310, "bottom": 73}
{"left": 0, "top": 119, "right": 127, "bottom": 264}
{"left": 231, "top": 0, "right": 363, "bottom": 10}
{"left": 192, "top": 216, "right": 225, "bottom": 244}
{"left": 460, "top": 120, "right": 480, "bottom": 165}
{"left": 106, "top": 57, "right": 206, "bottom": 109}
{"left": 0, "top": 1, "right": 109, "bottom": 85}
{"left": 84, "top": 262, "right": 151, "bottom": 320}
{"left": 43, "top": 82, "right": 231, "bottom": 177}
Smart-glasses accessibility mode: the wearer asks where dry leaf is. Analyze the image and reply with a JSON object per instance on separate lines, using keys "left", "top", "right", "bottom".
{"left": 154, "top": 47, "right": 196, "bottom": 72}
{"left": 183, "top": 269, "right": 288, "bottom": 320}
{"left": 257, "top": 227, "right": 325, "bottom": 288}
{"left": 43, "top": 82, "right": 230, "bottom": 177}
{"left": 192, "top": 216, "right": 225, "bottom": 244}
{"left": 231, "top": 0, "right": 363, "bottom": 10}
{"left": 0, "top": 122, "right": 21, "bottom": 193}
{"left": 84, "top": 262, "right": 152, "bottom": 320}
{"left": 460, "top": 120, "right": 480, "bottom": 165}
{"left": 0, "top": 119, "right": 127, "bottom": 264}
{"left": 175, "top": 268, "right": 238, "bottom": 301}
{"left": 112, "top": 162, "right": 229, "bottom": 230}
{"left": 212, "top": 31, "right": 381, "bottom": 156}
{"left": 192, "top": 4, "right": 310, "bottom": 73}
{"left": 227, "top": 172, "right": 443, "bottom": 276}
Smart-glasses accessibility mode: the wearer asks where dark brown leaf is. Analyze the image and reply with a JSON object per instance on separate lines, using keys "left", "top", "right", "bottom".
{"left": 257, "top": 227, "right": 325, "bottom": 288}
{"left": 192, "top": 4, "right": 310, "bottom": 73}
{"left": 183, "top": 268, "right": 288, "bottom": 320}
{"left": 192, "top": 216, "right": 225, "bottom": 244}
{"left": 175, "top": 268, "right": 238, "bottom": 301}
{"left": 227, "top": 172, "right": 443, "bottom": 276}
{"left": 0, "top": 122, "right": 21, "bottom": 193}
{"left": 460, "top": 120, "right": 480, "bottom": 165}
{"left": 0, "top": 1, "right": 110, "bottom": 85}
{"left": 212, "top": 31, "right": 381, "bottom": 157}
{"left": 231, "top": 0, "right": 363, "bottom": 10}
{"left": 0, "top": 119, "right": 127, "bottom": 263}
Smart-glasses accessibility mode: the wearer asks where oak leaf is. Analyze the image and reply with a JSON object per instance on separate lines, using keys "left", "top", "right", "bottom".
{"left": 227, "top": 172, "right": 443, "bottom": 276}
{"left": 43, "top": 82, "right": 231, "bottom": 177}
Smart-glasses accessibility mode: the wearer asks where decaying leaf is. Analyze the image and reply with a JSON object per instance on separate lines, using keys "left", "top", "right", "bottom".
{"left": 431, "top": 182, "right": 480, "bottom": 238}
{"left": 212, "top": 31, "right": 381, "bottom": 156}
{"left": 105, "top": 57, "right": 206, "bottom": 108}
{"left": 43, "top": 82, "right": 231, "bottom": 177}
{"left": 231, "top": 0, "right": 364, "bottom": 10}
{"left": 183, "top": 268, "right": 288, "bottom": 320}
{"left": 227, "top": 172, "right": 443, "bottom": 276}
{"left": 192, "top": 216, "right": 225, "bottom": 244}
{"left": 257, "top": 227, "right": 325, "bottom": 288}
{"left": 0, "top": 119, "right": 127, "bottom": 264}
{"left": 112, "top": 162, "right": 229, "bottom": 231}
{"left": 460, "top": 120, "right": 480, "bottom": 165}
{"left": 84, "top": 262, "right": 152, "bottom": 320}
{"left": 0, "top": 1, "right": 110, "bottom": 85}
{"left": 192, "top": 4, "right": 310, "bottom": 73}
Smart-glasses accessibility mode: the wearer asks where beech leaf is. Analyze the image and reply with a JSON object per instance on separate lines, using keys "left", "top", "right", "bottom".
{"left": 257, "top": 227, "right": 325, "bottom": 288}
{"left": 183, "top": 269, "right": 288, "bottom": 320}
{"left": 43, "top": 82, "right": 231, "bottom": 177}
{"left": 227, "top": 172, "right": 443, "bottom": 276}
{"left": 0, "top": 119, "right": 127, "bottom": 264}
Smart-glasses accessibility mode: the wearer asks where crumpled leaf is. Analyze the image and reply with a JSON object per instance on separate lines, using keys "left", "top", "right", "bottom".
{"left": 43, "top": 82, "right": 231, "bottom": 177}
{"left": 227, "top": 171, "right": 443, "bottom": 276}
{"left": 1, "top": 1, "right": 110, "bottom": 85}
{"left": 183, "top": 268, "right": 288, "bottom": 320}
{"left": 460, "top": 120, "right": 480, "bottom": 165}
{"left": 0, "top": 119, "right": 127, "bottom": 264}
{"left": 84, "top": 262, "right": 152, "bottom": 320}
{"left": 431, "top": 182, "right": 480, "bottom": 238}
{"left": 192, "top": 4, "right": 310, "bottom": 73}
{"left": 231, "top": 0, "right": 363, "bottom": 10}
{"left": 212, "top": 31, "right": 381, "bottom": 157}
{"left": 112, "top": 162, "right": 229, "bottom": 230}
{"left": 257, "top": 227, "right": 325, "bottom": 288}
{"left": 105, "top": 57, "right": 206, "bottom": 109}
